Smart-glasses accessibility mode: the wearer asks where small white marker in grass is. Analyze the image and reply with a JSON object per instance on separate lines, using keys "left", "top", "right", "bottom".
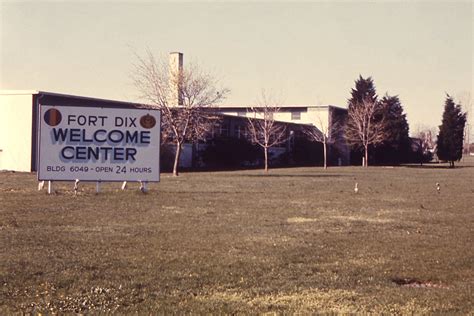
{"left": 74, "top": 179, "right": 80, "bottom": 196}
{"left": 139, "top": 181, "right": 148, "bottom": 193}
{"left": 354, "top": 182, "right": 359, "bottom": 194}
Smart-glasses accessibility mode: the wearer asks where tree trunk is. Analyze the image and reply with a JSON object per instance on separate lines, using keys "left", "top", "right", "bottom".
{"left": 323, "top": 140, "right": 327, "bottom": 169}
{"left": 364, "top": 145, "right": 369, "bottom": 167}
{"left": 264, "top": 147, "right": 269, "bottom": 172}
{"left": 173, "top": 142, "right": 182, "bottom": 176}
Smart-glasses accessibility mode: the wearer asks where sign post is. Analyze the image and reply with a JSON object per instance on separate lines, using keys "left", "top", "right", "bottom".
{"left": 38, "top": 105, "right": 161, "bottom": 191}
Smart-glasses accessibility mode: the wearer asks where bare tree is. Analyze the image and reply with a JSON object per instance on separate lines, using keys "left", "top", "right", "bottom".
{"left": 132, "top": 50, "right": 229, "bottom": 176}
{"left": 246, "top": 92, "right": 287, "bottom": 172}
{"left": 414, "top": 124, "right": 437, "bottom": 157}
{"left": 419, "top": 130, "right": 436, "bottom": 152}
{"left": 302, "top": 110, "right": 341, "bottom": 169}
{"left": 345, "top": 99, "right": 386, "bottom": 167}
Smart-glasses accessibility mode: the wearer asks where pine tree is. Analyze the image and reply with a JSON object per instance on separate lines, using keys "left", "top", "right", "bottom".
{"left": 348, "top": 75, "right": 378, "bottom": 110}
{"left": 437, "top": 95, "right": 467, "bottom": 168}
{"left": 375, "top": 94, "right": 411, "bottom": 164}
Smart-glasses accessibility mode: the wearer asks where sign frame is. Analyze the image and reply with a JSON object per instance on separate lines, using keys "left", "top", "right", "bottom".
{"left": 37, "top": 103, "right": 161, "bottom": 182}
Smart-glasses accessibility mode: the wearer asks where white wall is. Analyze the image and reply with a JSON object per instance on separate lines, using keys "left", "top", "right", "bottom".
{"left": 305, "top": 107, "right": 330, "bottom": 132}
{"left": 0, "top": 94, "right": 33, "bottom": 171}
{"left": 216, "top": 106, "right": 330, "bottom": 131}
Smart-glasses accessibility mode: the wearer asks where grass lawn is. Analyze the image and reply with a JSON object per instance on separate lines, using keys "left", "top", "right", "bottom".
{"left": 1, "top": 158, "right": 473, "bottom": 314}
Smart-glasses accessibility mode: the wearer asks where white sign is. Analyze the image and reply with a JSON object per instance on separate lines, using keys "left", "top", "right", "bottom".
{"left": 38, "top": 105, "right": 161, "bottom": 182}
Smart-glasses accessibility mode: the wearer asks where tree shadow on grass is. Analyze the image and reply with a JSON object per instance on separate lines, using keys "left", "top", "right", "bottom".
{"left": 400, "top": 164, "right": 474, "bottom": 169}
{"left": 236, "top": 174, "right": 347, "bottom": 178}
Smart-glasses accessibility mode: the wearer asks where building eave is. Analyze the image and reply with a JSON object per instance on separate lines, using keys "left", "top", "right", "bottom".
{"left": 0, "top": 90, "right": 148, "bottom": 107}
{"left": 213, "top": 104, "right": 346, "bottom": 111}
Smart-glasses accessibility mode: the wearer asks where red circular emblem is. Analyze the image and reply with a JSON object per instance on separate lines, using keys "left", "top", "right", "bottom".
{"left": 140, "top": 114, "right": 156, "bottom": 129}
{"left": 44, "top": 108, "right": 62, "bottom": 126}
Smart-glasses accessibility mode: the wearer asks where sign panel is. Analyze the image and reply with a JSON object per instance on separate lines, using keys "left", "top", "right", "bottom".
{"left": 38, "top": 105, "right": 161, "bottom": 182}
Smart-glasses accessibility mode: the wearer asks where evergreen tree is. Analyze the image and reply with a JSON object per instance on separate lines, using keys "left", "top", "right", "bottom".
{"left": 348, "top": 75, "right": 378, "bottom": 110}
{"left": 437, "top": 95, "right": 467, "bottom": 168}
{"left": 374, "top": 94, "right": 411, "bottom": 164}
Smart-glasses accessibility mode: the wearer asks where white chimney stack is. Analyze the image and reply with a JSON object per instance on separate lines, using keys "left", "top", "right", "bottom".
{"left": 169, "top": 52, "right": 183, "bottom": 106}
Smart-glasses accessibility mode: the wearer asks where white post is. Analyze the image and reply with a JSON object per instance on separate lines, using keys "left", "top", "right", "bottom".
{"left": 47, "top": 181, "right": 52, "bottom": 194}
{"left": 38, "top": 181, "right": 45, "bottom": 191}
{"left": 121, "top": 181, "right": 127, "bottom": 190}
{"left": 96, "top": 181, "right": 101, "bottom": 194}
{"left": 74, "top": 179, "right": 79, "bottom": 196}
{"left": 139, "top": 180, "right": 148, "bottom": 193}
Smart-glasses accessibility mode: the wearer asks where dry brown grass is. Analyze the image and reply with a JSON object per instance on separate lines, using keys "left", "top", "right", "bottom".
{"left": 1, "top": 158, "right": 473, "bottom": 314}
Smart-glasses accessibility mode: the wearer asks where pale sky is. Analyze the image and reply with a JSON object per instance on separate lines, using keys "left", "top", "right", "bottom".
{"left": 1, "top": 1, "right": 472, "bottom": 136}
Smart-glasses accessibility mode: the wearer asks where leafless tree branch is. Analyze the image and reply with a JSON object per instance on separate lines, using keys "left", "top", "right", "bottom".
{"left": 302, "top": 110, "right": 344, "bottom": 169}
{"left": 132, "top": 50, "right": 229, "bottom": 176}
{"left": 345, "top": 98, "right": 387, "bottom": 167}
{"left": 246, "top": 91, "right": 287, "bottom": 172}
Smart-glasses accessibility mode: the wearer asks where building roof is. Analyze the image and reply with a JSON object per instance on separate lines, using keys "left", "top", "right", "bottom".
{"left": 0, "top": 90, "right": 143, "bottom": 107}
{"left": 214, "top": 104, "right": 347, "bottom": 111}
{"left": 0, "top": 90, "right": 42, "bottom": 95}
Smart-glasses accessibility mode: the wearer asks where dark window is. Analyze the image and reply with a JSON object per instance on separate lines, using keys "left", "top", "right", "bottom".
{"left": 219, "top": 124, "right": 229, "bottom": 137}
{"left": 236, "top": 125, "right": 249, "bottom": 139}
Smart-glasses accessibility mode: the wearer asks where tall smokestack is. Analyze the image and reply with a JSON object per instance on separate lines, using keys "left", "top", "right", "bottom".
{"left": 169, "top": 52, "right": 183, "bottom": 106}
